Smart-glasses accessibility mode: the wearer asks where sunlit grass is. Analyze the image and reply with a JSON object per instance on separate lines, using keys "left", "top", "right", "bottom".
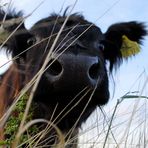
{"left": 78, "top": 74, "right": 148, "bottom": 148}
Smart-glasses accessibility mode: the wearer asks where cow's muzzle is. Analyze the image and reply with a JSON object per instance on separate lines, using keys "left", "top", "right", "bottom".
{"left": 45, "top": 53, "right": 102, "bottom": 92}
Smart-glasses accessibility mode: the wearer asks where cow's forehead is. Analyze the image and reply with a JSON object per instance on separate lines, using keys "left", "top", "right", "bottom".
{"left": 30, "top": 14, "right": 103, "bottom": 40}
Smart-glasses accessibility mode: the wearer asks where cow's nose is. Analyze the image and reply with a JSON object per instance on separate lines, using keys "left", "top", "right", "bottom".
{"left": 46, "top": 53, "right": 100, "bottom": 89}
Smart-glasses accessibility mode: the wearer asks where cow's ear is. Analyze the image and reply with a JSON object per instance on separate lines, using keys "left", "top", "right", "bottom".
{"left": 0, "top": 9, "right": 33, "bottom": 60}
{"left": 102, "top": 21, "right": 147, "bottom": 71}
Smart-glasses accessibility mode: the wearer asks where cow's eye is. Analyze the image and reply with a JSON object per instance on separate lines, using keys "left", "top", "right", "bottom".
{"left": 27, "top": 37, "right": 36, "bottom": 46}
{"left": 98, "top": 44, "right": 104, "bottom": 51}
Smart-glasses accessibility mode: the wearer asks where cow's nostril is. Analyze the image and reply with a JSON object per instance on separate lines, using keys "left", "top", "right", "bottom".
{"left": 48, "top": 60, "right": 63, "bottom": 76}
{"left": 88, "top": 63, "right": 100, "bottom": 80}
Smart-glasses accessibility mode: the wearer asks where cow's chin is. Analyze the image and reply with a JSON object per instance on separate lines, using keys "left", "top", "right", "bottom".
{"left": 32, "top": 93, "right": 94, "bottom": 128}
{"left": 31, "top": 86, "right": 109, "bottom": 133}
{"left": 33, "top": 85, "right": 109, "bottom": 120}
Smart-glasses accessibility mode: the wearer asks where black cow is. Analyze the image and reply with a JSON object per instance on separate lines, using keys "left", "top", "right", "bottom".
{"left": 0, "top": 9, "right": 147, "bottom": 147}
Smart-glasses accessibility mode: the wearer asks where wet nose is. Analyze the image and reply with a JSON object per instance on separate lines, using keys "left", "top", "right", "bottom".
{"left": 46, "top": 53, "right": 101, "bottom": 90}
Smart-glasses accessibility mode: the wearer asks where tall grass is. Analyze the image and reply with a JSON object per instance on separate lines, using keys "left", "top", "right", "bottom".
{"left": 78, "top": 74, "right": 148, "bottom": 148}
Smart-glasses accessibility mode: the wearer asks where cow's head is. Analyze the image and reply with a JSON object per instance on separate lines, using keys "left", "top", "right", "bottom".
{"left": 0, "top": 10, "right": 147, "bottom": 130}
